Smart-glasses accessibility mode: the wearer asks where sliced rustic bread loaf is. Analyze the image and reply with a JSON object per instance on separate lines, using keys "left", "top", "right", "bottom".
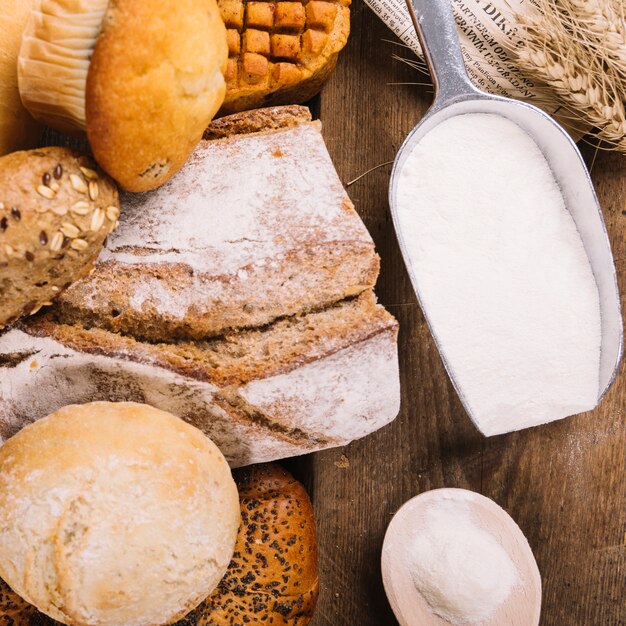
{"left": 0, "top": 291, "right": 398, "bottom": 466}
{"left": 0, "top": 106, "right": 400, "bottom": 467}
{"left": 54, "top": 105, "right": 378, "bottom": 342}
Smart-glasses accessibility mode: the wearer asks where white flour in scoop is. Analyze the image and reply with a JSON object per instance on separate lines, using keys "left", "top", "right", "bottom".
{"left": 410, "top": 497, "right": 518, "bottom": 623}
{"left": 395, "top": 113, "right": 601, "bottom": 435}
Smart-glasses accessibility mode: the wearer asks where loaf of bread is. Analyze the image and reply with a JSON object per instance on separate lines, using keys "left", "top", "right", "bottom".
{"left": 0, "top": 463, "right": 317, "bottom": 626}
{"left": 0, "top": 402, "right": 240, "bottom": 626}
{"left": 0, "top": 106, "right": 400, "bottom": 467}
{"left": 19, "top": 0, "right": 228, "bottom": 191}
{"left": 55, "top": 105, "right": 378, "bottom": 342}
{"left": 218, "top": 0, "right": 350, "bottom": 113}
{"left": 0, "top": 147, "right": 119, "bottom": 330}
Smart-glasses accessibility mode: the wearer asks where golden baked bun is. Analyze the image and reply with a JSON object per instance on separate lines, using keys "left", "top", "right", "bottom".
{"left": 0, "top": 0, "right": 42, "bottom": 155}
{"left": 18, "top": 0, "right": 228, "bottom": 192}
{"left": 0, "top": 464, "right": 318, "bottom": 626}
{"left": 218, "top": 0, "right": 350, "bottom": 114}
{"left": 0, "top": 402, "right": 240, "bottom": 626}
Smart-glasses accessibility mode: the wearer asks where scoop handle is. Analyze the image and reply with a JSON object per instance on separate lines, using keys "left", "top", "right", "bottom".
{"left": 405, "top": 0, "right": 476, "bottom": 104}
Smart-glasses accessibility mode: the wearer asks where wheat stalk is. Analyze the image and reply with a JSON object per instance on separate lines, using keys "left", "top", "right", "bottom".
{"left": 515, "top": 0, "right": 626, "bottom": 151}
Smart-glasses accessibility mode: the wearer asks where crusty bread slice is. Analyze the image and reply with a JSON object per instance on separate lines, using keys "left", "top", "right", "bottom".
{"left": 0, "top": 105, "right": 400, "bottom": 467}
{"left": 27, "top": 291, "right": 391, "bottom": 388}
{"left": 54, "top": 105, "right": 379, "bottom": 342}
{"left": 1, "top": 292, "right": 399, "bottom": 466}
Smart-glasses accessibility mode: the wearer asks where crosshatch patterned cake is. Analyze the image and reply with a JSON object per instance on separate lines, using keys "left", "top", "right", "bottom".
{"left": 218, "top": 0, "right": 351, "bottom": 112}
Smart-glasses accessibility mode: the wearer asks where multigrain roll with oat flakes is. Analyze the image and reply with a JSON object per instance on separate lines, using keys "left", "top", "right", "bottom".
{"left": 0, "top": 147, "right": 118, "bottom": 330}
{"left": 18, "top": 0, "right": 228, "bottom": 191}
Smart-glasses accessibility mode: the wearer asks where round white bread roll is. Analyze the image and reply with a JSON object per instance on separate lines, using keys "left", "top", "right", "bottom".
{"left": 18, "top": 0, "right": 228, "bottom": 192}
{"left": 0, "top": 401, "right": 241, "bottom": 626}
{"left": 0, "top": 0, "right": 42, "bottom": 155}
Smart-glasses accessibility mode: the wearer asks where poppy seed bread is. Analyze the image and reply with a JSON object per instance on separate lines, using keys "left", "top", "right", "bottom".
{"left": 0, "top": 147, "right": 119, "bottom": 331}
{"left": 196, "top": 463, "right": 318, "bottom": 625}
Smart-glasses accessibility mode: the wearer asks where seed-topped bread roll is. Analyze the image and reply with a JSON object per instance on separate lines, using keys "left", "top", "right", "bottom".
{"left": 0, "top": 402, "right": 241, "bottom": 626}
{"left": 18, "top": 0, "right": 228, "bottom": 191}
{"left": 199, "top": 463, "right": 318, "bottom": 625}
{"left": 218, "top": 0, "right": 350, "bottom": 113}
{"left": 0, "top": 147, "right": 119, "bottom": 331}
{"left": 0, "top": 463, "right": 316, "bottom": 626}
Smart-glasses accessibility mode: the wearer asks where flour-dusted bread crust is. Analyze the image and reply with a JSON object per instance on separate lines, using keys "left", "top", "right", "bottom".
{"left": 0, "top": 147, "right": 119, "bottom": 330}
{"left": 54, "top": 106, "right": 379, "bottom": 342}
{"left": 0, "top": 402, "right": 240, "bottom": 626}
{"left": 0, "top": 463, "right": 317, "bottom": 626}
{"left": 0, "top": 292, "right": 399, "bottom": 467}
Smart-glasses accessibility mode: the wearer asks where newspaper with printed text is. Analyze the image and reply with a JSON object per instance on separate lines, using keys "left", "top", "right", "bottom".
{"left": 364, "top": 0, "right": 580, "bottom": 137}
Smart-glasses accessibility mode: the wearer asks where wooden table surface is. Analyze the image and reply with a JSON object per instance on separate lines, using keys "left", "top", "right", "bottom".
{"left": 286, "top": 2, "right": 626, "bottom": 624}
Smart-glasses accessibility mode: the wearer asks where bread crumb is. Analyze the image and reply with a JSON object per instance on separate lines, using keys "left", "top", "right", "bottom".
{"left": 334, "top": 454, "right": 349, "bottom": 469}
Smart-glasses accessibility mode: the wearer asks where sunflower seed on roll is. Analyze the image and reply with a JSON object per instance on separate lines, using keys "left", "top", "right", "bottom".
{"left": 0, "top": 147, "right": 119, "bottom": 330}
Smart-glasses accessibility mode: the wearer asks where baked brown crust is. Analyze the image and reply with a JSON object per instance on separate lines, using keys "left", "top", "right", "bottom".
{"left": 218, "top": 0, "right": 350, "bottom": 113}
{"left": 86, "top": 0, "right": 228, "bottom": 191}
{"left": 0, "top": 0, "right": 42, "bottom": 155}
{"left": 196, "top": 463, "right": 318, "bottom": 625}
{"left": 53, "top": 243, "right": 379, "bottom": 343}
{"left": 0, "top": 147, "right": 119, "bottom": 330}
{"left": 23, "top": 290, "right": 395, "bottom": 389}
{"left": 203, "top": 104, "right": 312, "bottom": 139}
{"left": 0, "top": 463, "right": 318, "bottom": 626}
{"left": 53, "top": 105, "right": 379, "bottom": 343}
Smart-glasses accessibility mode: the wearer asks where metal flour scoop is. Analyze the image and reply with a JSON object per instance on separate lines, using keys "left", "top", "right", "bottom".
{"left": 389, "top": 0, "right": 623, "bottom": 432}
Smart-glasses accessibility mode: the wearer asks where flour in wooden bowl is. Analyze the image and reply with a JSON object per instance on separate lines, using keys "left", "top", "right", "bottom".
{"left": 409, "top": 496, "right": 519, "bottom": 623}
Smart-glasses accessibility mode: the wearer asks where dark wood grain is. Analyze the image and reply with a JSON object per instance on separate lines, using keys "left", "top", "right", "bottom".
{"left": 289, "top": 2, "right": 626, "bottom": 624}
